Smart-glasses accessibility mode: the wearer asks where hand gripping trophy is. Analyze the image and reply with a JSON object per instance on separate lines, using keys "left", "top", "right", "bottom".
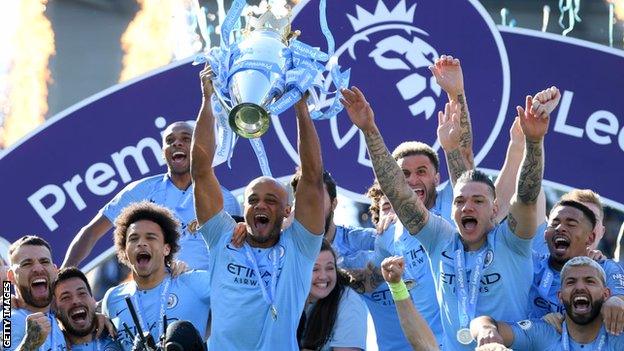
{"left": 196, "top": 0, "right": 349, "bottom": 174}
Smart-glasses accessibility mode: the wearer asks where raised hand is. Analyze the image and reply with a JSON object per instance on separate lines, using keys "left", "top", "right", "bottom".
{"left": 517, "top": 95, "right": 550, "bottom": 142}
{"left": 429, "top": 55, "right": 464, "bottom": 98}
{"left": 23, "top": 312, "right": 51, "bottom": 349}
{"left": 381, "top": 256, "right": 405, "bottom": 284}
{"left": 531, "top": 86, "right": 561, "bottom": 116}
{"left": 509, "top": 116, "right": 525, "bottom": 149}
{"left": 437, "top": 101, "right": 462, "bottom": 151}
{"left": 199, "top": 63, "right": 215, "bottom": 99}
{"left": 340, "top": 86, "right": 376, "bottom": 132}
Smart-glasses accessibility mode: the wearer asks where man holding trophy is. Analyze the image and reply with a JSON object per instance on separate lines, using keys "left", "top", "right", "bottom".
{"left": 192, "top": 3, "right": 332, "bottom": 349}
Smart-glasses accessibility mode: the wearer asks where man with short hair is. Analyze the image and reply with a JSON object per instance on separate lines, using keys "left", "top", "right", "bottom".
{"left": 7, "top": 235, "right": 65, "bottom": 351}
{"left": 560, "top": 189, "right": 606, "bottom": 250}
{"left": 192, "top": 65, "right": 325, "bottom": 349}
{"left": 53, "top": 267, "right": 121, "bottom": 350}
{"left": 471, "top": 256, "right": 624, "bottom": 350}
{"left": 528, "top": 200, "right": 624, "bottom": 334}
{"left": 343, "top": 84, "right": 554, "bottom": 350}
{"left": 62, "top": 121, "right": 240, "bottom": 270}
{"left": 102, "top": 201, "right": 211, "bottom": 350}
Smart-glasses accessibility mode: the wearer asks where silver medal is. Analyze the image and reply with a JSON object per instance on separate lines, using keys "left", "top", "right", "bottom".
{"left": 271, "top": 305, "right": 278, "bottom": 321}
{"left": 456, "top": 328, "right": 473, "bottom": 345}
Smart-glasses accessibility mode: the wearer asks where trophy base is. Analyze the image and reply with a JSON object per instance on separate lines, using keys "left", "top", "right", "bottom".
{"left": 229, "top": 103, "right": 271, "bottom": 139}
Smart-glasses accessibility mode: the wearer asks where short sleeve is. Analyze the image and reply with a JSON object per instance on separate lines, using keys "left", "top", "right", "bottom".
{"left": 498, "top": 219, "right": 533, "bottom": 257}
{"left": 325, "top": 288, "right": 367, "bottom": 350}
{"left": 100, "top": 179, "right": 148, "bottom": 221}
{"left": 197, "top": 210, "right": 236, "bottom": 248}
{"left": 289, "top": 219, "right": 323, "bottom": 261}
{"left": 220, "top": 186, "right": 241, "bottom": 216}
{"left": 510, "top": 319, "right": 557, "bottom": 350}
{"left": 416, "top": 214, "right": 456, "bottom": 255}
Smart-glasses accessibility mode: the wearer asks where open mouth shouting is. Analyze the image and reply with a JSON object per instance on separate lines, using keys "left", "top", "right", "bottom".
{"left": 69, "top": 306, "right": 90, "bottom": 327}
{"left": 171, "top": 151, "right": 187, "bottom": 166}
{"left": 570, "top": 293, "right": 592, "bottom": 314}
{"left": 460, "top": 216, "right": 478, "bottom": 233}
{"left": 135, "top": 251, "right": 152, "bottom": 270}
{"left": 30, "top": 276, "right": 50, "bottom": 299}
{"left": 551, "top": 234, "right": 571, "bottom": 256}
{"left": 254, "top": 214, "right": 271, "bottom": 232}
{"left": 412, "top": 187, "right": 425, "bottom": 201}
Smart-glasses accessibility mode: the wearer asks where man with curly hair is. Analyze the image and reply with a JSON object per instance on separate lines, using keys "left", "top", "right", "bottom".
{"left": 102, "top": 201, "right": 211, "bottom": 350}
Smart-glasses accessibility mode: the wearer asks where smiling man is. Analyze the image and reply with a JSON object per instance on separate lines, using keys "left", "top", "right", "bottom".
{"left": 53, "top": 267, "right": 121, "bottom": 350}
{"left": 471, "top": 256, "right": 624, "bottom": 350}
{"left": 62, "top": 121, "right": 240, "bottom": 270}
{"left": 192, "top": 65, "right": 324, "bottom": 350}
{"left": 528, "top": 200, "right": 624, "bottom": 332}
{"left": 7, "top": 235, "right": 66, "bottom": 351}
{"left": 343, "top": 85, "right": 556, "bottom": 350}
{"left": 102, "top": 201, "right": 211, "bottom": 350}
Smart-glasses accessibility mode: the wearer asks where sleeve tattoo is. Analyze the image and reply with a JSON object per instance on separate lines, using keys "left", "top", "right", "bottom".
{"left": 517, "top": 139, "right": 543, "bottom": 204}
{"left": 446, "top": 148, "right": 468, "bottom": 184}
{"left": 456, "top": 94, "right": 473, "bottom": 151}
{"left": 363, "top": 129, "right": 428, "bottom": 234}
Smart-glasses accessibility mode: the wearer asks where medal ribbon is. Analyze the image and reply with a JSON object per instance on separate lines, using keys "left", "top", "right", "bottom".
{"left": 454, "top": 234, "right": 493, "bottom": 328}
{"left": 562, "top": 321, "right": 606, "bottom": 351}
{"left": 243, "top": 244, "right": 279, "bottom": 319}
{"left": 132, "top": 276, "right": 171, "bottom": 340}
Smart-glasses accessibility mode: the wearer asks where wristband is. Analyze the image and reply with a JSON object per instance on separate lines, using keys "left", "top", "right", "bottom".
{"left": 388, "top": 280, "right": 410, "bottom": 301}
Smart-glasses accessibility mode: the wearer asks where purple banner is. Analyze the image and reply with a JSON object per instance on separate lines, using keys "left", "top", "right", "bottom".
{"left": 0, "top": 0, "right": 622, "bottom": 266}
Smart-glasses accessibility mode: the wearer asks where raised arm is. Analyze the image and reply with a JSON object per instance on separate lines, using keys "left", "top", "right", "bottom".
{"left": 341, "top": 87, "right": 429, "bottom": 235}
{"left": 381, "top": 256, "right": 439, "bottom": 351}
{"left": 292, "top": 95, "right": 324, "bottom": 234}
{"left": 495, "top": 117, "right": 546, "bottom": 224}
{"left": 192, "top": 66, "right": 223, "bottom": 225}
{"left": 470, "top": 316, "right": 514, "bottom": 348}
{"left": 61, "top": 215, "right": 112, "bottom": 268}
{"left": 508, "top": 87, "right": 560, "bottom": 238}
{"left": 429, "top": 55, "right": 474, "bottom": 167}
{"left": 437, "top": 100, "right": 470, "bottom": 186}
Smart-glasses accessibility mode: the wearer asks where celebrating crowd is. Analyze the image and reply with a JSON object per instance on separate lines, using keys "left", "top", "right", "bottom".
{"left": 4, "top": 54, "right": 624, "bottom": 351}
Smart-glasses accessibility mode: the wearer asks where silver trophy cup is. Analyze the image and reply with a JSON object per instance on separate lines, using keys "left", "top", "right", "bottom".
{"left": 218, "top": 29, "right": 289, "bottom": 138}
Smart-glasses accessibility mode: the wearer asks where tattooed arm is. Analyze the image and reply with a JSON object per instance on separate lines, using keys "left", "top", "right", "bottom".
{"left": 341, "top": 87, "right": 429, "bottom": 235}
{"left": 437, "top": 100, "right": 470, "bottom": 186}
{"left": 507, "top": 88, "right": 559, "bottom": 239}
{"left": 17, "top": 313, "right": 50, "bottom": 351}
{"left": 429, "top": 55, "right": 474, "bottom": 168}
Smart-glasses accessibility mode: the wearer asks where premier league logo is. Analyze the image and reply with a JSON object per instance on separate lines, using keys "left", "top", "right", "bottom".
{"left": 275, "top": 0, "right": 510, "bottom": 198}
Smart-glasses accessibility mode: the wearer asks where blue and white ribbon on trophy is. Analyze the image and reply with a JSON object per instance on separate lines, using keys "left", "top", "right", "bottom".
{"left": 194, "top": 0, "right": 350, "bottom": 176}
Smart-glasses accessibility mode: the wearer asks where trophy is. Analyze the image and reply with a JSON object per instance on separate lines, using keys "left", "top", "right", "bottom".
{"left": 196, "top": 0, "right": 349, "bottom": 175}
{"left": 211, "top": 6, "right": 296, "bottom": 138}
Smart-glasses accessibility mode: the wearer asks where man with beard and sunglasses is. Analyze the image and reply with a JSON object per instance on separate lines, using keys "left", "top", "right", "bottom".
{"left": 53, "top": 267, "right": 121, "bottom": 350}
{"left": 470, "top": 256, "right": 624, "bottom": 350}
{"left": 7, "top": 236, "right": 65, "bottom": 351}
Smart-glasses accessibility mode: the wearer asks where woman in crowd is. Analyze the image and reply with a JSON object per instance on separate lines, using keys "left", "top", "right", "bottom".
{"left": 298, "top": 239, "right": 367, "bottom": 351}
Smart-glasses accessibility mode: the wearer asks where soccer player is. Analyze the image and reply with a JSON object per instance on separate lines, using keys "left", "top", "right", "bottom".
{"left": 192, "top": 65, "right": 324, "bottom": 349}
{"left": 7, "top": 236, "right": 65, "bottom": 351}
{"left": 471, "top": 256, "right": 624, "bottom": 350}
{"left": 528, "top": 200, "right": 624, "bottom": 335}
{"left": 62, "top": 121, "right": 240, "bottom": 270}
{"left": 53, "top": 267, "right": 121, "bottom": 350}
{"left": 343, "top": 85, "right": 554, "bottom": 350}
{"left": 102, "top": 202, "right": 211, "bottom": 350}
